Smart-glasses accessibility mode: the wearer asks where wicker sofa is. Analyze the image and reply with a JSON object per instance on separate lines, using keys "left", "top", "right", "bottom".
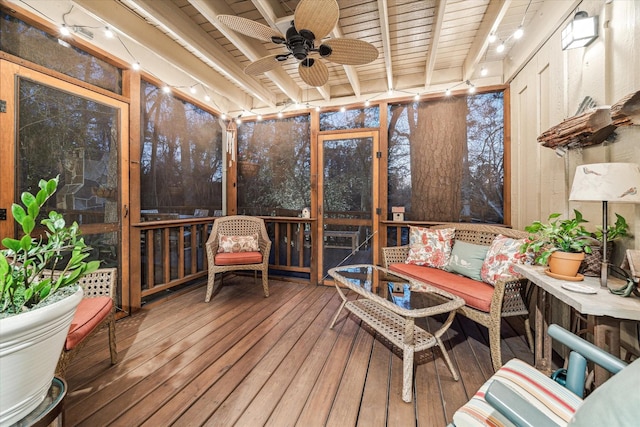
{"left": 382, "top": 223, "right": 533, "bottom": 372}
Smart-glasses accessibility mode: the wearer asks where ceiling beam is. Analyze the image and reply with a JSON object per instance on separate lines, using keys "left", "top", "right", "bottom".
{"left": 126, "top": 0, "right": 276, "bottom": 108}
{"left": 72, "top": 0, "right": 254, "bottom": 111}
{"left": 425, "top": 0, "right": 446, "bottom": 88}
{"left": 377, "top": 0, "right": 394, "bottom": 91}
{"left": 462, "top": 0, "right": 512, "bottom": 81}
{"left": 189, "top": 0, "right": 302, "bottom": 104}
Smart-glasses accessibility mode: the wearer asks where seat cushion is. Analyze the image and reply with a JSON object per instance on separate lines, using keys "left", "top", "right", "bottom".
{"left": 215, "top": 251, "right": 263, "bottom": 266}
{"left": 452, "top": 358, "right": 583, "bottom": 427}
{"left": 389, "top": 263, "right": 494, "bottom": 312}
{"left": 66, "top": 296, "right": 113, "bottom": 350}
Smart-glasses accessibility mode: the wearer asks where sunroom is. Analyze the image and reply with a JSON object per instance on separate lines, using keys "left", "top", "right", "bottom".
{"left": 1, "top": 0, "right": 639, "bottom": 425}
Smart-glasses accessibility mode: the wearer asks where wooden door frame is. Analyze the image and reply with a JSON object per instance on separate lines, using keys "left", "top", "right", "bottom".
{"left": 316, "top": 130, "right": 380, "bottom": 285}
{"left": 0, "top": 59, "right": 131, "bottom": 313}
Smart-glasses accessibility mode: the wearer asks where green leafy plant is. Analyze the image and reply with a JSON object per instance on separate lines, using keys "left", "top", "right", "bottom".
{"left": 0, "top": 176, "right": 100, "bottom": 315}
{"left": 595, "top": 213, "right": 630, "bottom": 242}
{"left": 520, "top": 210, "right": 597, "bottom": 265}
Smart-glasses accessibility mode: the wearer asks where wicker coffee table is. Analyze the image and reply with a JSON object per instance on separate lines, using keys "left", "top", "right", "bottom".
{"left": 328, "top": 264, "right": 464, "bottom": 403}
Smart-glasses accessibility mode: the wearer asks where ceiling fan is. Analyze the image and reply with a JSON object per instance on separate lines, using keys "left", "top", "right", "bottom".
{"left": 217, "top": 0, "right": 379, "bottom": 87}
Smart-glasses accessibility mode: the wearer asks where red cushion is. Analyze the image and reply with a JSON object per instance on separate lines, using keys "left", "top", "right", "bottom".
{"left": 66, "top": 296, "right": 113, "bottom": 350}
{"left": 215, "top": 251, "right": 263, "bottom": 266}
{"left": 389, "top": 263, "right": 494, "bottom": 312}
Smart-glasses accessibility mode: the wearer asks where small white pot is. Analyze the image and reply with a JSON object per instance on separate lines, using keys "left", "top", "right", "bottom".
{"left": 0, "top": 287, "right": 83, "bottom": 426}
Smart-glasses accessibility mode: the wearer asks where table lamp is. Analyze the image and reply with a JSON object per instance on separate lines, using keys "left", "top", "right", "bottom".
{"left": 569, "top": 163, "right": 640, "bottom": 287}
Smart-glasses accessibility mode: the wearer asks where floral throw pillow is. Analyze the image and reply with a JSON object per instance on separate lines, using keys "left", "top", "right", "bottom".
{"left": 480, "top": 234, "right": 530, "bottom": 286}
{"left": 405, "top": 227, "right": 455, "bottom": 269}
{"left": 218, "top": 233, "right": 259, "bottom": 253}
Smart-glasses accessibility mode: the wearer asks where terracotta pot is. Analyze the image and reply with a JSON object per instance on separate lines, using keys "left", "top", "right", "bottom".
{"left": 548, "top": 251, "right": 585, "bottom": 277}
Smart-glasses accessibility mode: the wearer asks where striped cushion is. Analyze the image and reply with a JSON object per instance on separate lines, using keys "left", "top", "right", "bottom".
{"left": 452, "top": 359, "right": 583, "bottom": 426}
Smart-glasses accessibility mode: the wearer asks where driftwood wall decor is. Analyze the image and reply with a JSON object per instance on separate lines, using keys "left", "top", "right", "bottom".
{"left": 537, "top": 107, "right": 615, "bottom": 148}
{"left": 538, "top": 89, "right": 640, "bottom": 149}
{"left": 611, "top": 90, "right": 640, "bottom": 126}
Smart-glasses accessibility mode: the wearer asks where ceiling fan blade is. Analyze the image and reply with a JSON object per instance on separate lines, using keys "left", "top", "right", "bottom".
{"left": 245, "top": 55, "right": 282, "bottom": 75}
{"left": 294, "top": 0, "right": 339, "bottom": 41}
{"left": 323, "top": 38, "right": 379, "bottom": 65}
{"left": 299, "top": 59, "right": 328, "bottom": 87}
{"left": 217, "top": 15, "right": 283, "bottom": 42}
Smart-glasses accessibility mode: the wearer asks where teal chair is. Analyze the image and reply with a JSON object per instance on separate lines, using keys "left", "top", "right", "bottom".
{"left": 451, "top": 324, "right": 639, "bottom": 427}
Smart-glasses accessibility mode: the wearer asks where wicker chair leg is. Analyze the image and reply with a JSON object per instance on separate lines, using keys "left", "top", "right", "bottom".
{"left": 108, "top": 315, "right": 118, "bottom": 365}
{"left": 262, "top": 269, "right": 269, "bottom": 297}
{"left": 489, "top": 324, "right": 502, "bottom": 372}
{"left": 205, "top": 272, "right": 224, "bottom": 302}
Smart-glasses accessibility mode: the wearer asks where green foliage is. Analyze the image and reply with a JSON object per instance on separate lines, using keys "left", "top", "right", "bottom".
{"left": 595, "top": 213, "right": 630, "bottom": 242}
{"left": 0, "top": 176, "right": 100, "bottom": 314}
{"left": 520, "top": 210, "right": 597, "bottom": 265}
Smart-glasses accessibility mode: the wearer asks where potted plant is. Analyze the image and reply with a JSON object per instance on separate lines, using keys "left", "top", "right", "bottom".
{"left": 581, "top": 213, "right": 630, "bottom": 276}
{"left": 0, "top": 176, "right": 99, "bottom": 425}
{"left": 520, "top": 210, "right": 597, "bottom": 279}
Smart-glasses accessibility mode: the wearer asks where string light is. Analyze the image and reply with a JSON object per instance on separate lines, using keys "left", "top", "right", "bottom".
{"left": 204, "top": 94, "right": 211, "bottom": 101}
{"left": 189, "top": 85, "right": 197, "bottom": 94}
{"left": 339, "top": 106, "right": 346, "bottom": 113}
{"left": 364, "top": 100, "right": 371, "bottom": 107}
{"left": 414, "top": 93, "right": 420, "bottom": 101}
{"left": 488, "top": 33, "right": 496, "bottom": 43}
{"left": 444, "top": 80, "right": 476, "bottom": 96}
{"left": 315, "top": 106, "right": 320, "bottom": 112}
{"left": 104, "top": 27, "right": 114, "bottom": 38}
{"left": 132, "top": 61, "right": 140, "bottom": 71}
{"left": 59, "top": 24, "right": 70, "bottom": 36}
{"left": 162, "top": 86, "right": 171, "bottom": 94}
{"left": 480, "top": 66, "right": 488, "bottom": 76}
{"left": 257, "top": 115, "right": 262, "bottom": 121}
{"left": 496, "top": 42, "right": 505, "bottom": 53}
{"left": 513, "top": 26, "right": 524, "bottom": 39}
{"left": 221, "top": 113, "right": 227, "bottom": 120}
{"left": 277, "top": 111, "right": 283, "bottom": 118}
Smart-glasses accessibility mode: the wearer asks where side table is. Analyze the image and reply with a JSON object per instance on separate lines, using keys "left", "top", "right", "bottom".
{"left": 514, "top": 264, "right": 640, "bottom": 386}
{"left": 11, "top": 377, "right": 66, "bottom": 427}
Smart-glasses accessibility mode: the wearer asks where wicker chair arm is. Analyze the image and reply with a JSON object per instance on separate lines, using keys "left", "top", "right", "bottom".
{"left": 490, "top": 275, "right": 529, "bottom": 317}
{"left": 381, "top": 245, "right": 410, "bottom": 268}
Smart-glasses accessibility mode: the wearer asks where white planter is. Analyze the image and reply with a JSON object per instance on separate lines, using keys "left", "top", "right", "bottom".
{"left": 0, "top": 287, "right": 83, "bottom": 426}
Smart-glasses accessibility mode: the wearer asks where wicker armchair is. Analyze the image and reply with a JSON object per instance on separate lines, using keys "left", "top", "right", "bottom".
{"left": 56, "top": 267, "right": 118, "bottom": 377}
{"left": 205, "top": 215, "right": 272, "bottom": 302}
{"left": 382, "top": 223, "right": 533, "bottom": 372}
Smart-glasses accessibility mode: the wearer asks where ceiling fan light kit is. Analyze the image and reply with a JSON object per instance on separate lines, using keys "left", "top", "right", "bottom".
{"left": 217, "top": 0, "right": 378, "bottom": 87}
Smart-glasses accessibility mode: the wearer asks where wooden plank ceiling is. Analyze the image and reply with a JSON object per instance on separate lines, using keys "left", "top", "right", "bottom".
{"left": 13, "top": 0, "right": 548, "bottom": 116}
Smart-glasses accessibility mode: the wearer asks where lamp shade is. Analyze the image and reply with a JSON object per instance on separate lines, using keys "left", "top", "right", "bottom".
{"left": 561, "top": 12, "right": 598, "bottom": 50}
{"left": 569, "top": 163, "right": 640, "bottom": 203}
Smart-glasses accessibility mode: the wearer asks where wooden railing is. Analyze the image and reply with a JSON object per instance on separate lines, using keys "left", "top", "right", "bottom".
{"left": 260, "top": 217, "right": 316, "bottom": 281}
{"left": 131, "top": 216, "right": 316, "bottom": 310}
{"left": 133, "top": 217, "right": 212, "bottom": 306}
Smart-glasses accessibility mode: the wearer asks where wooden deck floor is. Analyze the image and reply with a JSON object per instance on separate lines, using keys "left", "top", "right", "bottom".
{"left": 64, "top": 276, "right": 534, "bottom": 426}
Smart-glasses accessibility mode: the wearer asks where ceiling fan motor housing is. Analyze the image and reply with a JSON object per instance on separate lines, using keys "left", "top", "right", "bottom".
{"left": 286, "top": 24, "right": 313, "bottom": 60}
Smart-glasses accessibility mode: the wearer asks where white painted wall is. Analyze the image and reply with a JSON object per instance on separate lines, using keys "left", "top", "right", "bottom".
{"left": 510, "top": 0, "right": 640, "bottom": 243}
{"left": 509, "top": 0, "right": 640, "bottom": 355}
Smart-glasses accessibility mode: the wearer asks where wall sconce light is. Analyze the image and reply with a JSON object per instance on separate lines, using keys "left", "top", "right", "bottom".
{"left": 561, "top": 11, "right": 599, "bottom": 50}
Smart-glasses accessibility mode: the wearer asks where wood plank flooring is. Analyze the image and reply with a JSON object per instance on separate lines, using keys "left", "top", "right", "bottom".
{"left": 64, "top": 276, "right": 534, "bottom": 426}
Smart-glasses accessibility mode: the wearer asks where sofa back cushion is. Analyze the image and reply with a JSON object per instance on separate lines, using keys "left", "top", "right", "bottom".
{"left": 405, "top": 226, "right": 455, "bottom": 268}
{"left": 445, "top": 240, "right": 489, "bottom": 281}
{"left": 480, "top": 234, "right": 528, "bottom": 286}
